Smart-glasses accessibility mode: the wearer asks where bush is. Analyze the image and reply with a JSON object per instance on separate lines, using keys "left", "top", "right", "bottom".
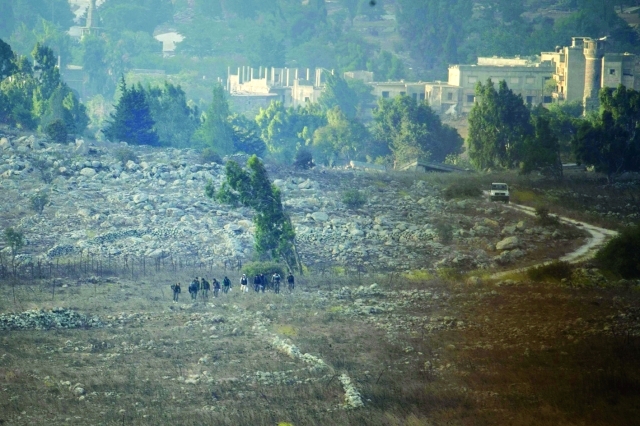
{"left": 45, "top": 119, "right": 67, "bottom": 143}
{"left": 595, "top": 226, "right": 640, "bottom": 279}
{"left": 527, "top": 261, "right": 573, "bottom": 282}
{"left": 201, "top": 148, "right": 223, "bottom": 164}
{"left": 442, "top": 181, "right": 482, "bottom": 200}
{"left": 535, "top": 206, "right": 559, "bottom": 226}
{"left": 31, "top": 158, "right": 53, "bottom": 184}
{"left": 293, "top": 148, "right": 315, "bottom": 169}
{"left": 434, "top": 222, "right": 453, "bottom": 244}
{"left": 114, "top": 147, "right": 138, "bottom": 166}
{"left": 242, "top": 261, "right": 286, "bottom": 278}
{"left": 342, "top": 189, "right": 367, "bottom": 209}
{"left": 30, "top": 192, "right": 49, "bottom": 214}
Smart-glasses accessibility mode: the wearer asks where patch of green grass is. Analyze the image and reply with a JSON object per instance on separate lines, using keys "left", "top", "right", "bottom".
{"left": 276, "top": 324, "right": 298, "bottom": 337}
{"left": 402, "top": 270, "right": 434, "bottom": 282}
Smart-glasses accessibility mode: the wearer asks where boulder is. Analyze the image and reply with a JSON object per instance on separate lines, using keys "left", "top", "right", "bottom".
{"left": 311, "top": 212, "right": 329, "bottom": 222}
{"left": 133, "top": 193, "right": 148, "bottom": 204}
{"left": 79, "top": 168, "right": 96, "bottom": 177}
{"left": 0, "top": 137, "right": 11, "bottom": 150}
{"left": 74, "top": 139, "right": 89, "bottom": 155}
{"left": 496, "top": 236, "right": 520, "bottom": 250}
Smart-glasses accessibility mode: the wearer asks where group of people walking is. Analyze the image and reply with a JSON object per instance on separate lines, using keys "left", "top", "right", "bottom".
{"left": 171, "top": 272, "right": 295, "bottom": 302}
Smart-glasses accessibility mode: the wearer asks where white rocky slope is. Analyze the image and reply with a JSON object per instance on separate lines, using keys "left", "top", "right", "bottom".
{"left": 0, "top": 131, "right": 583, "bottom": 272}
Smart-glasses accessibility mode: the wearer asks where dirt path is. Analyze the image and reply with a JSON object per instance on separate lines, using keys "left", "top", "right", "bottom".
{"left": 491, "top": 201, "right": 618, "bottom": 279}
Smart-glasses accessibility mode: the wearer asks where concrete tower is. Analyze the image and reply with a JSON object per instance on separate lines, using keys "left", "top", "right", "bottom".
{"left": 583, "top": 37, "right": 606, "bottom": 113}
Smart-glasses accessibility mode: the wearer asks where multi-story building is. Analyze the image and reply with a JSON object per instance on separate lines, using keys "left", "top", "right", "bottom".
{"left": 448, "top": 57, "right": 555, "bottom": 114}
{"left": 542, "top": 37, "right": 640, "bottom": 112}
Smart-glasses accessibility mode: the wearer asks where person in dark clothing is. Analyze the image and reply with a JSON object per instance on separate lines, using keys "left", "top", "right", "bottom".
{"left": 253, "top": 274, "right": 261, "bottom": 292}
{"left": 287, "top": 272, "right": 295, "bottom": 291}
{"left": 259, "top": 273, "right": 266, "bottom": 292}
{"left": 212, "top": 278, "right": 221, "bottom": 297}
{"left": 188, "top": 279, "right": 199, "bottom": 300}
{"left": 201, "top": 277, "right": 210, "bottom": 299}
{"left": 272, "top": 272, "right": 281, "bottom": 294}
{"left": 223, "top": 276, "right": 231, "bottom": 294}
{"left": 171, "top": 282, "right": 181, "bottom": 302}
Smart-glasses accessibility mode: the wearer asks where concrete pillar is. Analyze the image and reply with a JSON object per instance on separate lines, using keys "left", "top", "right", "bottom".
{"left": 237, "top": 67, "right": 242, "bottom": 84}
{"left": 583, "top": 38, "right": 605, "bottom": 114}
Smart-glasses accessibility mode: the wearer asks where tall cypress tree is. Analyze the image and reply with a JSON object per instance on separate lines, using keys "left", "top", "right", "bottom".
{"left": 103, "top": 78, "right": 159, "bottom": 146}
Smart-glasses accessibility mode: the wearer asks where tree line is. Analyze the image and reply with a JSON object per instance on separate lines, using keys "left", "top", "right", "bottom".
{"left": 467, "top": 79, "right": 640, "bottom": 181}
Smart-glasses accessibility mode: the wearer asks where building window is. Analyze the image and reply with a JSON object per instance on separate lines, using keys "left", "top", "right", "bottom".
{"left": 400, "top": 91, "right": 406, "bottom": 96}
{"left": 543, "top": 96, "right": 552, "bottom": 103}
{"left": 412, "top": 93, "right": 417, "bottom": 100}
{"left": 419, "top": 93, "right": 425, "bottom": 100}
{"left": 510, "top": 77, "right": 519, "bottom": 84}
{"left": 624, "top": 69, "right": 633, "bottom": 76}
{"left": 447, "top": 92, "right": 453, "bottom": 101}
{"left": 304, "top": 97, "right": 310, "bottom": 102}
{"left": 526, "top": 96, "right": 534, "bottom": 104}
{"left": 467, "top": 94, "right": 475, "bottom": 103}
{"left": 382, "top": 91, "right": 389, "bottom": 98}
{"left": 525, "top": 77, "right": 535, "bottom": 84}
{"left": 468, "top": 76, "right": 477, "bottom": 84}
{"left": 609, "top": 69, "right": 616, "bottom": 75}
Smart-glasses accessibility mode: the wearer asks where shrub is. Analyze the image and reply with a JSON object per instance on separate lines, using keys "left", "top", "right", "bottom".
{"left": 293, "top": 148, "right": 315, "bottom": 169}
{"left": 434, "top": 221, "right": 453, "bottom": 244}
{"left": 30, "top": 192, "right": 49, "bottom": 214}
{"left": 31, "top": 158, "right": 53, "bottom": 184}
{"left": 242, "top": 261, "right": 286, "bottom": 278}
{"left": 201, "top": 148, "right": 223, "bottom": 164}
{"left": 342, "top": 189, "right": 367, "bottom": 209}
{"left": 45, "top": 119, "right": 67, "bottom": 143}
{"left": 595, "top": 226, "right": 640, "bottom": 279}
{"left": 114, "top": 147, "right": 138, "bottom": 166}
{"left": 535, "top": 206, "right": 559, "bottom": 226}
{"left": 527, "top": 261, "right": 573, "bottom": 282}
{"left": 442, "top": 181, "right": 482, "bottom": 200}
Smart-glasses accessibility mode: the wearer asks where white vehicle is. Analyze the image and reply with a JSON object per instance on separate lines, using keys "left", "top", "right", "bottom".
{"left": 490, "top": 183, "right": 510, "bottom": 203}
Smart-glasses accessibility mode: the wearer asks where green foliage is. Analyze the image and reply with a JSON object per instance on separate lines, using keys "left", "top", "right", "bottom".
{"left": 193, "top": 84, "right": 234, "bottom": 155}
{"left": 209, "top": 156, "right": 300, "bottom": 272}
{"left": 519, "top": 112, "right": 563, "bottom": 179}
{"left": 103, "top": 78, "right": 159, "bottom": 146}
{"left": 114, "top": 147, "right": 138, "bottom": 166}
{"left": 229, "top": 114, "right": 266, "bottom": 156}
{"left": 468, "top": 79, "right": 532, "bottom": 170}
{"left": 147, "top": 82, "right": 199, "bottom": 147}
{"left": 30, "top": 157, "right": 53, "bottom": 183}
{"left": 535, "top": 206, "right": 559, "bottom": 227}
{"left": 200, "top": 148, "right": 222, "bottom": 165}
{"left": 319, "top": 73, "right": 359, "bottom": 119}
{"left": 241, "top": 261, "right": 286, "bottom": 279}
{"left": 99, "top": 0, "right": 173, "bottom": 34}
{"left": 595, "top": 226, "right": 640, "bottom": 279}
{"left": 0, "top": 38, "right": 16, "bottom": 80}
{"left": 527, "top": 261, "right": 574, "bottom": 283}
{"left": 45, "top": 119, "right": 67, "bottom": 143}
{"left": 341, "top": 189, "right": 367, "bottom": 209}
{"left": 3, "top": 227, "right": 24, "bottom": 259}
{"left": 29, "top": 192, "right": 49, "bottom": 214}
{"left": 434, "top": 221, "right": 453, "bottom": 244}
{"left": 312, "top": 107, "right": 370, "bottom": 165}
{"left": 572, "top": 86, "right": 640, "bottom": 181}
{"left": 442, "top": 181, "right": 482, "bottom": 200}
{"left": 293, "top": 148, "right": 315, "bottom": 170}
{"left": 373, "top": 95, "right": 462, "bottom": 166}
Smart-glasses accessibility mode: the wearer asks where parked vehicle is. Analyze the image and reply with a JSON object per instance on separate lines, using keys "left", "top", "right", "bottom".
{"left": 490, "top": 182, "right": 510, "bottom": 203}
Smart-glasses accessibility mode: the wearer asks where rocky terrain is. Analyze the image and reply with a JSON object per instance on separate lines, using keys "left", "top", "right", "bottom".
{"left": 0, "top": 130, "right": 588, "bottom": 274}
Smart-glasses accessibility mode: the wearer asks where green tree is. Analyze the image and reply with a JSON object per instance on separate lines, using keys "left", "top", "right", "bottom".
{"left": 31, "top": 42, "right": 60, "bottom": 99}
{"left": 207, "top": 155, "right": 302, "bottom": 273}
{"left": 572, "top": 85, "right": 640, "bottom": 181}
{"left": 45, "top": 118, "right": 67, "bottom": 143}
{"left": 519, "top": 112, "right": 563, "bottom": 179}
{"left": 103, "top": 78, "right": 159, "bottom": 146}
{"left": 193, "top": 84, "right": 234, "bottom": 155}
{"left": 467, "top": 79, "right": 532, "bottom": 170}
{"left": 373, "top": 95, "right": 463, "bottom": 166}
{"left": 318, "top": 72, "right": 358, "bottom": 119}
{"left": 3, "top": 227, "right": 24, "bottom": 275}
{"left": 229, "top": 114, "right": 266, "bottom": 156}
{"left": 147, "top": 82, "right": 199, "bottom": 147}
{"left": 99, "top": 0, "right": 173, "bottom": 34}
{"left": 311, "top": 106, "right": 369, "bottom": 165}
{"left": 0, "top": 38, "right": 16, "bottom": 80}
{"left": 81, "top": 34, "right": 108, "bottom": 95}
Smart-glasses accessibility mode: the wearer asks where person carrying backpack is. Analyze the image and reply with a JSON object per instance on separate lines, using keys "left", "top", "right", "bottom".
{"left": 259, "top": 273, "right": 266, "bottom": 293}
{"left": 240, "top": 274, "right": 248, "bottom": 293}
{"left": 272, "top": 272, "right": 281, "bottom": 294}
{"left": 223, "top": 276, "right": 231, "bottom": 294}
{"left": 201, "top": 277, "right": 210, "bottom": 299}
{"left": 287, "top": 272, "right": 295, "bottom": 292}
{"left": 253, "top": 274, "right": 261, "bottom": 292}
{"left": 171, "top": 282, "right": 181, "bottom": 302}
{"left": 188, "top": 278, "right": 199, "bottom": 300}
{"left": 212, "top": 278, "right": 221, "bottom": 297}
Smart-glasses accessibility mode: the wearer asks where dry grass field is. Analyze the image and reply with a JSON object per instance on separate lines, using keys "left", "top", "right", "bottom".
{"left": 1, "top": 260, "right": 639, "bottom": 426}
